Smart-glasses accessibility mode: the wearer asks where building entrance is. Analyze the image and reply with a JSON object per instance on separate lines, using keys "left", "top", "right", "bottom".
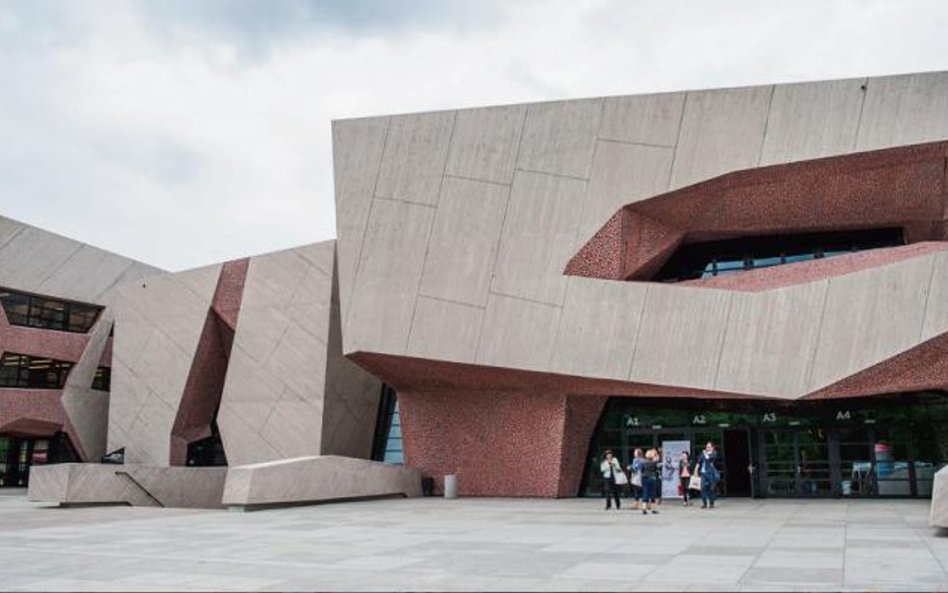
{"left": 581, "top": 392, "right": 948, "bottom": 499}
{"left": 0, "top": 432, "right": 77, "bottom": 487}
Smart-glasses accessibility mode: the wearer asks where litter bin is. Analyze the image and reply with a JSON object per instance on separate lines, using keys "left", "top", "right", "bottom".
{"left": 444, "top": 474, "right": 458, "bottom": 499}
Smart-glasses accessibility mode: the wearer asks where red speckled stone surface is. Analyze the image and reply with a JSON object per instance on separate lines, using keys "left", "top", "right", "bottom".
{"left": 351, "top": 353, "right": 766, "bottom": 497}
{"left": 805, "top": 331, "right": 948, "bottom": 400}
{"left": 169, "top": 259, "right": 247, "bottom": 465}
{"left": 567, "top": 140, "right": 948, "bottom": 281}
{"left": 399, "top": 390, "right": 606, "bottom": 497}
{"left": 682, "top": 241, "right": 948, "bottom": 292}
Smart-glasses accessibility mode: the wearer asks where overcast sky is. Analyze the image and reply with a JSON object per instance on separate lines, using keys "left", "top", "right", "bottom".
{"left": 1, "top": 1, "right": 947, "bottom": 271}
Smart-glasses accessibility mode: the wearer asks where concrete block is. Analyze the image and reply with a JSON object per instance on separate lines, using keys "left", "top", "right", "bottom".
{"left": 669, "top": 85, "right": 773, "bottom": 189}
{"left": 517, "top": 98, "right": 603, "bottom": 179}
{"left": 921, "top": 250, "right": 948, "bottom": 341}
{"left": 0, "top": 215, "right": 25, "bottom": 249}
{"left": 332, "top": 116, "right": 389, "bottom": 319}
{"left": 491, "top": 171, "right": 586, "bottom": 306}
{"left": 222, "top": 456, "right": 422, "bottom": 508}
{"left": 345, "top": 198, "right": 435, "bottom": 354}
{"left": 551, "top": 277, "right": 648, "bottom": 380}
{"left": 446, "top": 104, "right": 526, "bottom": 184}
{"left": 375, "top": 111, "right": 455, "bottom": 206}
{"left": 856, "top": 71, "right": 948, "bottom": 151}
{"left": 760, "top": 78, "right": 866, "bottom": 165}
{"left": 630, "top": 285, "right": 733, "bottom": 389}
{"left": 579, "top": 140, "right": 674, "bottom": 243}
{"left": 0, "top": 226, "right": 81, "bottom": 293}
{"left": 599, "top": 92, "right": 686, "bottom": 147}
{"left": 715, "top": 282, "right": 828, "bottom": 398}
{"left": 419, "top": 176, "right": 509, "bottom": 307}
{"left": 931, "top": 465, "right": 948, "bottom": 527}
{"left": 37, "top": 245, "right": 134, "bottom": 303}
{"left": 476, "top": 294, "right": 560, "bottom": 371}
{"left": 407, "top": 296, "right": 484, "bottom": 363}
{"left": 808, "top": 254, "right": 935, "bottom": 390}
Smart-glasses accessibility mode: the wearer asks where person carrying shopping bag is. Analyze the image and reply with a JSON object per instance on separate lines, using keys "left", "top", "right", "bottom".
{"left": 627, "top": 448, "right": 644, "bottom": 510}
{"left": 599, "top": 450, "right": 625, "bottom": 510}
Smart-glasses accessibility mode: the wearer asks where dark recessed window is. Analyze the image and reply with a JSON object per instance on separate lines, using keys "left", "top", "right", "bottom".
{"left": 653, "top": 228, "right": 904, "bottom": 282}
{"left": 0, "top": 288, "right": 103, "bottom": 333}
{"left": 0, "top": 352, "right": 73, "bottom": 389}
{"left": 91, "top": 366, "right": 111, "bottom": 392}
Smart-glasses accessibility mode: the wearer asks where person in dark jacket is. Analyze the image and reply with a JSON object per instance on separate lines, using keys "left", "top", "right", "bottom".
{"left": 696, "top": 441, "right": 720, "bottom": 509}
{"left": 640, "top": 448, "right": 660, "bottom": 515}
{"left": 679, "top": 451, "right": 693, "bottom": 506}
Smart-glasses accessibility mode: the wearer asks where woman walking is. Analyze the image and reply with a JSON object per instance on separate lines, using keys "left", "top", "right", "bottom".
{"left": 640, "top": 449, "right": 660, "bottom": 515}
{"left": 627, "top": 448, "right": 644, "bottom": 510}
{"left": 696, "top": 441, "right": 720, "bottom": 509}
{"left": 599, "top": 449, "right": 624, "bottom": 510}
{"left": 679, "top": 451, "right": 693, "bottom": 506}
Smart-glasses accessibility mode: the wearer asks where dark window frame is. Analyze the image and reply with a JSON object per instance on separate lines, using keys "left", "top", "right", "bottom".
{"left": 0, "top": 288, "right": 103, "bottom": 334}
{"left": 0, "top": 352, "right": 74, "bottom": 389}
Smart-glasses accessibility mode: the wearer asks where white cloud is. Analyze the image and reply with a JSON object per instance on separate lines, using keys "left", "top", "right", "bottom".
{"left": 0, "top": 0, "right": 946, "bottom": 270}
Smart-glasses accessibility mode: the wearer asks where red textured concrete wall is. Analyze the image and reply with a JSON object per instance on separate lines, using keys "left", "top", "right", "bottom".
{"left": 399, "top": 390, "right": 606, "bottom": 498}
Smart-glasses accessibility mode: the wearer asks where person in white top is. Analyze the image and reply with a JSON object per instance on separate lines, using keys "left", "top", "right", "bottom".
{"left": 599, "top": 449, "right": 624, "bottom": 510}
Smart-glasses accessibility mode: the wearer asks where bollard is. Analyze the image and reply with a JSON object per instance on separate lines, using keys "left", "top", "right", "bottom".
{"left": 444, "top": 474, "right": 458, "bottom": 499}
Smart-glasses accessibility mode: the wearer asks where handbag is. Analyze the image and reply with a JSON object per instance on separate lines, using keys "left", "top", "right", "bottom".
{"left": 688, "top": 474, "right": 701, "bottom": 490}
{"left": 630, "top": 472, "right": 642, "bottom": 488}
{"left": 613, "top": 470, "right": 629, "bottom": 486}
{"left": 677, "top": 483, "right": 684, "bottom": 496}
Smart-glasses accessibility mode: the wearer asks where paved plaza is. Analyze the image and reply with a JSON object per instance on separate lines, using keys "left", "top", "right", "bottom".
{"left": 1, "top": 489, "right": 947, "bottom": 592}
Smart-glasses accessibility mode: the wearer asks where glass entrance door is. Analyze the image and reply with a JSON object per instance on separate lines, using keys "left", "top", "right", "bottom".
{"left": 761, "top": 428, "right": 831, "bottom": 496}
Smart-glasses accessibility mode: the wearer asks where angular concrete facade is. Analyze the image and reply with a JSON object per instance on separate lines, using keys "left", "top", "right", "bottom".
{"left": 0, "top": 215, "right": 162, "bottom": 483}
{"left": 332, "top": 71, "right": 948, "bottom": 497}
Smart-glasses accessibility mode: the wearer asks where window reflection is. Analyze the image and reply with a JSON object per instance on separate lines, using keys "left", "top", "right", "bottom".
{"left": 0, "top": 288, "right": 102, "bottom": 333}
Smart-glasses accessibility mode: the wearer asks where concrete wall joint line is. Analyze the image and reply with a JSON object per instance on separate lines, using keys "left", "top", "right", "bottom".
{"left": 370, "top": 194, "right": 438, "bottom": 210}
{"left": 755, "top": 85, "right": 777, "bottom": 166}
{"left": 404, "top": 111, "right": 458, "bottom": 353}
{"left": 413, "top": 292, "right": 488, "bottom": 312}
{"left": 851, "top": 78, "right": 870, "bottom": 150}
{"left": 92, "top": 261, "right": 137, "bottom": 301}
{"left": 34, "top": 242, "right": 84, "bottom": 292}
{"left": 710, "top": 291, "right": 736, "bottom": 390}
{"left": 343, "top": 116, "right": 392, "bottom": 331}
{"left": 665, "top": 91, "right": 690, "bottom": 191}
{"left": 802, "top": 280, "right": 833, "bottom": 394}
{"left": 441, "top": 173, "right": 512, "bottom": 188}
{"left": 0, "top": 223, "right": 25, "bottom": 252}
{"left": 475, "top": 111, "right": 529, "bottom": 362}
{"left": 918, "top": 256, "right": 939, "bottom": 343}
{"left": 487, "top": 288, "right": 565, "bottom": 310}
{"left": 594, "top": 137, "right": 677, "bottom": 151}
{"left": 513, "top": 167, "right": 589, "bottom": 182}
{"left": 624, "top": 283, "right": 652, "bottom": 381}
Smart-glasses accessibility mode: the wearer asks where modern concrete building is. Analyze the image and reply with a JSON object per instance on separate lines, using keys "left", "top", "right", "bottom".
{"left": 12, "top": 70, "right": 948, "bottom": 507}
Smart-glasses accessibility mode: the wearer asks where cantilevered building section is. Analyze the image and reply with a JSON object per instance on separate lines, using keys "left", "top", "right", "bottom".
{"left": 332, "top": 71, "right": 948, "bottom": 500}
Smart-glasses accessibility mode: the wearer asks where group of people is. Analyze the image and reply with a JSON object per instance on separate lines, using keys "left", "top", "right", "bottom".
{"left": 599, "top": 441, "right": 720, "bottom": 514}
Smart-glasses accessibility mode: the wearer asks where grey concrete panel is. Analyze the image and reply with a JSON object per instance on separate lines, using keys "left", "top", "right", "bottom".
{"left": 715, "top": 282, "right": 828, "bottom": 398}
{"left": 808, "top": 255, "right": 935, "bottom": 390}
{"left": 476, "top": 294, "right": 561, "bottom": 371}
{"left": 407, "top": 296, "right": 484, "bottom": 363}
{"left": 375, "top": 111, "right": 455, "bottom": 206}
{"left": 61, "top": 312, "right": 114, "bottom": 458}
{"left": 516, "top": 98, "right": 603, "bottom": 179}
{"left": 419, "top": 177, "right": 509, "bottom": 307}
{"left": 920, "top": 250, "right": 948, "bottom": 341}
{"left": 630, "top": 285, "right": 733, "bottom": 389}
{"left": 332, "top": 116, "right": 389, "bottom": 319}
{"left": 599, "top": 92, "right": 686, "bottom": 147}
{"left": 258, "top": 399, "right": 324, "bottom": 459}
{"left": 760, "top": 78, "right": 866, "bottom": 165}
{"left": 345, "top": 198, "right": 435, "bottom": 354}
{"left": 669, "top": 85, "right": 773, "bottom": 189}
{"left": 38, "top": 245, "right": 134, "bottom": 303}
{"left": 856, "top": 71, "right": 948, "bottom": 151}
{"left": 222, "top": 456, "right": 422, "bottom": 508}
{"left": 321, "top": 278, "right": 381, "bottom": 459}
{"left": 491, "top": 171, "right": 586, "bottom": 306}
{"left": 578, "top": 140, "right": 674, "bottom": 243}
{"left": 446, "top": 104, "right": 526, "bottom": 184}
{"left": 931, "top": 466, "right": 948, "bottom": 527}
{"left": 0, "top": 215, "right": 26, "bottom": 249}
{"left": 0, "top": 226, "right": 81, "bottom": 294}
{"left": 551, "top": 277, "right": 648, "bottom": 381}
